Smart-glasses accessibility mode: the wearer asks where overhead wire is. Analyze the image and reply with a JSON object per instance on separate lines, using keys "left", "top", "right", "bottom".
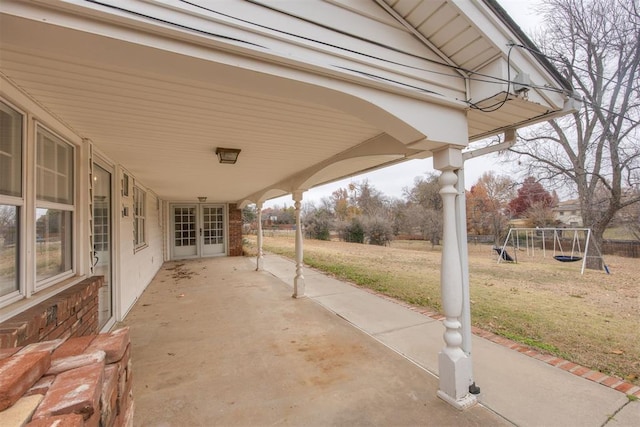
{"left": 86, "top": 0, "right": 636, "bottom": 123}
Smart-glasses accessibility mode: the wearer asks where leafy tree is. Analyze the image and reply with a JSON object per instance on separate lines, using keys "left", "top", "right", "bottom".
{"left": 403, "top": 174, "right": 442, "bottom": 211}
{"left": 242, "top": 204, "right": 256, "bottom": 225}
{"left": 352, "top": 180, "right": 388, "bottom": 217}
{"left": 337, "top": 217, "right": 365, "bottom": 243}
{"left": 364, "top": 216, "right": 393, "bottom": 246}
{"left": 466, "top": 172, "right": 515, "bottom": 244}
{"left": 508, "top": 177, "right": 555, "bottom": 218}
{"left": 402, "top": 174, "right": 443, "bottom": 246}
{"left": 303, "top": 205, "right": 333, "bottom": 240}
{"left": 510, "top": 0, "right": 640, "bottom": 266}
{"left": 525, "top": 201, "right": 559, "bottom": 228}
{"left": 266, "top": 205, "right": 295, "bottom": 225}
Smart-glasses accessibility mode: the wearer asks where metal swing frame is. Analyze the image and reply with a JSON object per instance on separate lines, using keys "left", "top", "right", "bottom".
{"left": 498, "top": 227, "right": 594, "bottom": 274}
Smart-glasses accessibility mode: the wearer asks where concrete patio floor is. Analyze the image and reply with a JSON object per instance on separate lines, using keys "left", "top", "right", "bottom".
{"left": 120, "top": 254, "right": 638, "bottom": 427}
{"left": 120, "top": 256, "right": 509, "bottom": 426}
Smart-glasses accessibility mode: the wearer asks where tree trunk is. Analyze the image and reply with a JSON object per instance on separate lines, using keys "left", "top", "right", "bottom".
{"left": 585, "top": 227, "right": 605, "bottom": 270}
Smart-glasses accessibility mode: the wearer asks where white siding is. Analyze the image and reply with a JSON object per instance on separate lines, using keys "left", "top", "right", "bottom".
{"left": 117, "top": 179, "right": 163, "bottom": 320}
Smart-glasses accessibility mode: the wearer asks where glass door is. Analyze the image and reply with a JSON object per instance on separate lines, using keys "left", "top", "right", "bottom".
{"left": 93, "top": 164, "right": 112, "bottom": 329}
{"left": 202, "top": 205, "right": 225, "bottom": 256}
{"left": 171, "top": 204, "right": 226, "bottom": 259}
{"left": 172, "top": 205, "right": 198, "bottom": 258}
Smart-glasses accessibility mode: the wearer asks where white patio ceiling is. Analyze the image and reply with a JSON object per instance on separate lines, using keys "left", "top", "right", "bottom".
{"left": 0, "top": 0, "right": 571, "bottom": 204}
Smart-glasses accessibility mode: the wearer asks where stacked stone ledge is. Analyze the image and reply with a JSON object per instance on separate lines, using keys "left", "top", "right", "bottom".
{"left": 0, "top": 327, "right": 133, "bottom": 427}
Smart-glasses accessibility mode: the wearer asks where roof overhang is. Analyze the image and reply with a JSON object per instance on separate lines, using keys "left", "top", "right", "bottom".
{"left": 0, "top": 0, "right": 573, "bottom": 204}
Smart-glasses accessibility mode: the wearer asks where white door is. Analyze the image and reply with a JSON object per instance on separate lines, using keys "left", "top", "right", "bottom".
{"left": 202, "top": 205, "right": 225, "bottom": 256}
{"left": 171, "top": 204, "right": 225, "bottom": 259}
{"left": 172, "top": 205, "right": 198, "bottom": 258}
{"left": 93, "top": 163, "right": 113, "bottom": 329}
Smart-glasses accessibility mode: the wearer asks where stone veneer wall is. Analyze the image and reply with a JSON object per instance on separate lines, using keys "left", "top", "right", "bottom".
{"left": 0, "top": 327, "right": 133, "bottom": 426}
{"left": 228, "top": 204, "right": 243, "bottom": 256}
{"left": 0, "top": 277, "right": 103, "bottom": 349}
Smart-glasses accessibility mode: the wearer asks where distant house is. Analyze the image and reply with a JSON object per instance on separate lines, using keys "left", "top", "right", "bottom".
{"left": 554, "top": 200, "right": 583, "bottom": 226}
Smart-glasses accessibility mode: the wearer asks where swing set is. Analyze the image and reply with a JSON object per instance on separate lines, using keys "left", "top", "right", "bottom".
{"left": 496, "top": 227, "right": 608, "bottom": 275}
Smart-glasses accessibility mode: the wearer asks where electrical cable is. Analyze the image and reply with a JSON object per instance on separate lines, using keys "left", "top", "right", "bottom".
{"left": 82, "top": 0, "right": 637, "bottom": 123}
{"left": 179, "top": 0, "right": 526, "bottom": 86}
{"left": 465, "top": 44, "right": 516, "bottom": 113}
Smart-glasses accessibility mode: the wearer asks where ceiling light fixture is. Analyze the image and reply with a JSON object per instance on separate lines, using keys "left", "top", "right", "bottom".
{"left": 198, "top": 197, "right": 207, "bottom": 202}
{"left": 215, "top": 147, "right": 241, "bottom": 164}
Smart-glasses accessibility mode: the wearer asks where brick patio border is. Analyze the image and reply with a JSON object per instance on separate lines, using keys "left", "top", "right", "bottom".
{"left": 355, "top": 284, "right": 640, "bottom": 399}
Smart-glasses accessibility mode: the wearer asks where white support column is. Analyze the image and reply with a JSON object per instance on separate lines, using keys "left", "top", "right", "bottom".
{"left": 433, "top": 147, "right": 477, "bottom": 410}
{"left": 292, "top": 191, "right": 305, "bottom": 298}
{"left": 256, "top": 202, "right": 264, "bottom": 271}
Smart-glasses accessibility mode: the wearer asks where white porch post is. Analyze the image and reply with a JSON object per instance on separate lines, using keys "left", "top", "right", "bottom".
{"left": 433, "top": 147, "right": 477, "bottom": 410}
{"left": 256, "top": 202, "right": 264, "bottom": 271}
{"left": 292, "top": 191, "right": 305, "bottom": 298}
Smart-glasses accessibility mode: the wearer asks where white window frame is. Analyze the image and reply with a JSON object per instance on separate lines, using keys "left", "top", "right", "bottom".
{"left": 0, "top": 97, "right": 78, "bottom": 309}
{"left": 34, "top": 124, "right": 75, "bottom": 290}
{"left": 133, "top": 186, "right": 146, "bottom": 250}
{"left": 0, "top": 100, "right": 25, "bottom": 305}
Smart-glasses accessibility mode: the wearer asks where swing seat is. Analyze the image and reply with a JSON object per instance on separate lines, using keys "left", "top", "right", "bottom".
{"left": 494, "top": 247, "right": 515, "bottom": 262}
{"left": 553, "top": 255, "right": 582, "bottom": 262}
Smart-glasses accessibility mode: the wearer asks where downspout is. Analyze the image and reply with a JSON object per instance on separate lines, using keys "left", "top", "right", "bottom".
{"left": 458, "top": 129, "right": 517, "bottom": 394}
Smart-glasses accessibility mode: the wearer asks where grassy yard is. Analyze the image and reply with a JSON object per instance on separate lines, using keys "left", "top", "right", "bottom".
{"left": 244, "top": 235, "right": 640, "bottom": 386}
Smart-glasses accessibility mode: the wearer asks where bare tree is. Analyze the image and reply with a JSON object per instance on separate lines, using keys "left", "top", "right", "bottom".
{"left": 510, "top": 0, "right": 640, "bottom": 267}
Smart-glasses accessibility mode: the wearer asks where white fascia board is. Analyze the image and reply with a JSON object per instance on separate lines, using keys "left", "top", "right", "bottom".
{"left": 1, "top": 0, "right": 471, "bottom": 144}
{"left": 11, "top": 0, "right": 466, "bottom": 106}
{"left": 449, "top": 0, "right": 568, "bottom": 110}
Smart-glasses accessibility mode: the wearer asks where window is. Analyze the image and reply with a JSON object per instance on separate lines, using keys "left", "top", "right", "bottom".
{"left": 0, "top": 101, "right": 23, "bottom": 299}
{"left": 35, "top": 126, "right": 74, "bottom": 286}
{"left": 133, "top": 186, "right": 146, "bottom": 249}
{"left": 1, "top": 99, "right": 77, "bottom": 306}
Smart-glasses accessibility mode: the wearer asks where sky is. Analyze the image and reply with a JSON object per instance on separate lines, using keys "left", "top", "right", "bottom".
{"left": 265, "top": 1, "right": 543, "bottom": 208}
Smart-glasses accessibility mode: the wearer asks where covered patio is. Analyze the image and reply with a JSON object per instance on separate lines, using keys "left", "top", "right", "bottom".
{"left": 121, "top": 255, "right": 632, "bottom": 426}
{"left": 1, "top": 0, "right": 576, "bottom": 411}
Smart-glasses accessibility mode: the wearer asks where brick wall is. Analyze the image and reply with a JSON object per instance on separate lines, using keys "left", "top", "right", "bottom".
{"left": 228, "top": 204, "right": 243, "bottom": 256}
{"left": 0, "top": 277, "right": 103, "bottom": 349}
{"left": 0, "top": 327, "right": 133, "bottom": 426}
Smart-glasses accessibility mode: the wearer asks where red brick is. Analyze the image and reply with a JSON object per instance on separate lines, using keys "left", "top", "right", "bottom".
{"left": 38, "top": 322, "right": 58, "bottom": 341}
{"left": 626, "top": 386, "right": 640, "bottom": 395}
{"left": 26, "top": 413, "right": 85, "bottom": 427}
{"left": 18, "top": 339, "right": 64, "bottom": 355}
{"left": 0, "top": 350, "right": 51, "bottom": 411}
{"left": 560, "top": 362, "right": 577, "bottom": 371}
{"left": 101, "top": 365, "right": 119, "bottom": 427}
{"left": 586, "top": 371, "right": 606, "bottom": 382}
{"left": 549, "top": 358, "right": 565, "bottom": 366}
{"left": 601, "top": 376, "right": 621, "bottom": 387}
{"left": 47, "top": 350, "right": 106, "bottom": 375}
{"left": 25, "top": 375, "right": 56, "bottom": 396}
{"left": 571, "top": 366, "right": 591, "bottom": 376}
{"left": 86, "top": 328, "right": 129, "bottom": 364}
{"left": 0, "top": 346, "right": 21, "bottom": 360}
{"left": 85, "top": 406, "right": 101, "bottom": 427}
{"left": 614, "top": 382, "right": 634, "bottom": 393}
{"left": 535, "top": 354, "right": 555, "bottom": 363}
{"left": 0, "top": 327, "right": 21, "bottom": 348}
{"left": 32, "top": 361, "right": 104, "bottom": 421}
{"left": 115, "top": 396, "right": 134, "bottom": 427}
